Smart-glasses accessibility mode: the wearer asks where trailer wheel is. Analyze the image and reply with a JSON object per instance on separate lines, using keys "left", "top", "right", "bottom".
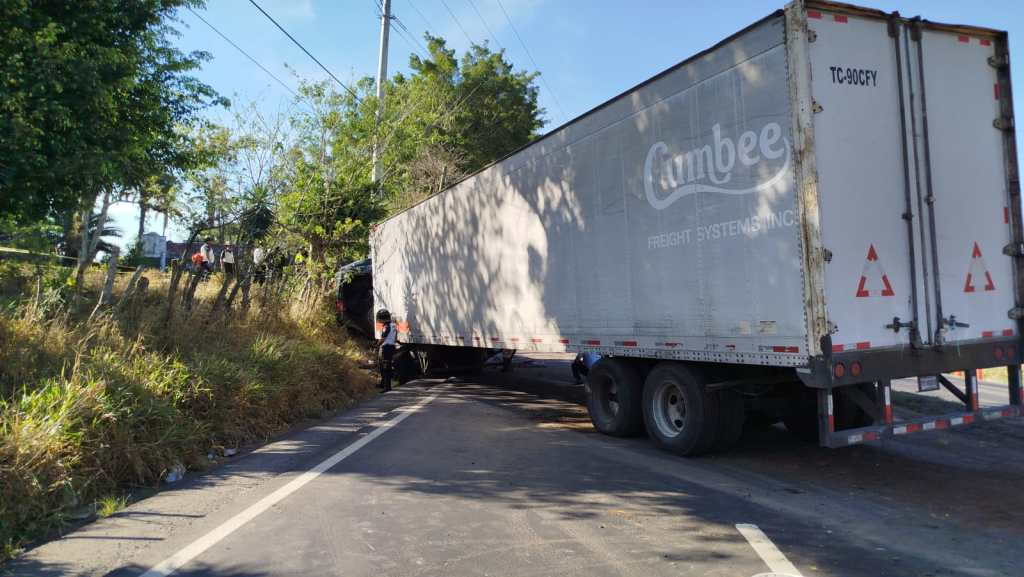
{"left": 642, "top": 363, "right": 720, "bottom": 456}
{"left": 713, "top": 390, "right": 746, "bottom": 452}
{"left": 585, "top": 359, "right": 645, "bottom": 437}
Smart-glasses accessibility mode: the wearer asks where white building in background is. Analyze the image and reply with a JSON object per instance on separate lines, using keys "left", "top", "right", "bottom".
{"left": 141, "top": 232, "right": 166, "bottom": 258}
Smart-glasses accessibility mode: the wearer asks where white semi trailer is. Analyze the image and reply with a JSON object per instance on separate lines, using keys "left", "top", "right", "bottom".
{"left": 368, "top": 0, "right": 1023, "bottom": 454}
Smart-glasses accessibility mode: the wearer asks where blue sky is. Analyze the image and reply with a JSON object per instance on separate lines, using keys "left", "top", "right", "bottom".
{"left": 108, "top": 0, "right": 1023, "bottom": 244}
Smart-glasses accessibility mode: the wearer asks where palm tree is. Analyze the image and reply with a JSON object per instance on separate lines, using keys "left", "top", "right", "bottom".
{"left": 59, "top": 214, "right": 123, "bottom": 259}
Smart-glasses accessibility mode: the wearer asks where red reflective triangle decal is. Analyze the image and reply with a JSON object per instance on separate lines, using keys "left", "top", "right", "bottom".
{"left": 964, "top": 242, "right": 996, "bottom": 293}
{"left": 856, "top": 244, "right": 895, "bottom": 297}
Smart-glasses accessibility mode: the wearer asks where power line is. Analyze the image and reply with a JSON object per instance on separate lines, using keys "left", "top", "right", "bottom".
{"left": 405, "top": 0, "right": 436, "bottom": 33}
{"left": 439, "top": 0, "right": 476, "bottom": 47}
{"left": 466, "top": 0, "right": 504, "bottom": 51}
{"left": 247, "top": 0, "right": 361, "bottom": 102}
{"left": 187, "top": 7, "right": 298, "bottom": 97}
{"left": 494, "top": 0, "right": 567, "bottom": 124}
{"left": 393, "top": 15, "right": 429, "bottom": 56}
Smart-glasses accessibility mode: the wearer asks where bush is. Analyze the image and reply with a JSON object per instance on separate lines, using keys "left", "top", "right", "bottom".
{"left": 0, "top": 264, "right": 375, "bottom": 559}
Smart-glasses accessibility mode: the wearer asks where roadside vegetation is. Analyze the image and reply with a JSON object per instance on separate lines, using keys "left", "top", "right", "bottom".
{"left": 0, "top": 261, "right": 374, "bottom": 559}
{"left": 1, "top": 0, "right": 546, "bottom": 562}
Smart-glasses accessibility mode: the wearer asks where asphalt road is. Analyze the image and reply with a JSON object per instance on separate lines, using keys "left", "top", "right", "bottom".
{"left": 7, "top": 361, "right": 1024, "bottom": 577}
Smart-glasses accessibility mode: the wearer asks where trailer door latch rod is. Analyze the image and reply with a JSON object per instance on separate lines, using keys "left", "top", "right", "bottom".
{"left": 885, "top": 317, "right": 915, "bottom": 333}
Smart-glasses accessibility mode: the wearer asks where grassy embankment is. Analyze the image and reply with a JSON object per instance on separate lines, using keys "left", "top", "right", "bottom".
{"left": 0, "top": 261, "right": 374, "bottom": 560}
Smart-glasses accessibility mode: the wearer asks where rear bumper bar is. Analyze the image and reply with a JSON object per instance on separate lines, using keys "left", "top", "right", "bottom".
{"left": 798, "top": 336, "right": 1022, "bottom": 388}
{"left": 823, "top": 405, "right": 1021, "bottom": 448}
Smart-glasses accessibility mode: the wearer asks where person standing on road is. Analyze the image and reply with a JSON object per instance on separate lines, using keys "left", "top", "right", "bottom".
{"left": 376, "top": 308, "right": 398, "bottom": 392}
{"left": 572, "top": 351, "right": 601, "bottom": 384}
{"left": 221, "top": 245, "right": 235, "bottom": 276}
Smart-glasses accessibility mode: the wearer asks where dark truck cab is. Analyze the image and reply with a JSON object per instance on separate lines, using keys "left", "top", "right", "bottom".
{"left": 335, "top": 259, "right": 375, "bottom": 338}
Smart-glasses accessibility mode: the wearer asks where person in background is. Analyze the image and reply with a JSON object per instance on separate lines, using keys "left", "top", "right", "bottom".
{"left": 572, "top": 351, "right": 601, "bottom": 384}
{"left": 200, "top": 238, "right": 216, "bottom": 274}
{"left": 253, "top": 245, "right": 266, "bottom": 284}
{"left": 190, "top": 250, "right": 204, "bottom": 273}
{"left": 221, "top": 245, "right": 235, "bottom": 276}
{"left": 376, "top": 308, "right": 397, "bottom": 392}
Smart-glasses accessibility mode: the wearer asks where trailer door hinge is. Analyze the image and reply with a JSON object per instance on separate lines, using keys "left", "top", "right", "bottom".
{"left": 1003, "top": 242, "right": 1024, "bottom": 257}
{"left": 807, "top": 28, "right": 818, "bottom": 43}
{"left": 994, "top": 117, "right": 1015, "bottom": 131}
{"left": 1009, "top": 307, "right": 1024, "bottom": 321}
{"left": 988, "top": 54, "right": 1009, "bottom": 69}
{"left": 822, "top": 248, "right": 833, "bottom": 263}
{"left": 812, "top": 100, "right": 823, "bottom": 114}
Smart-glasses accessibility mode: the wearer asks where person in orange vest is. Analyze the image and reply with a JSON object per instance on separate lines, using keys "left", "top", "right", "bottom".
{"left": 190, "top": 250, "right": 204, "bottom": 273}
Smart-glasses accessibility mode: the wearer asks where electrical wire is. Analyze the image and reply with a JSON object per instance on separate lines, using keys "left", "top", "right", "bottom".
{"left": 466, "top": 0, "right": 504, "bottom": 51}
{"left": 187, "top": 7, "right": 298, "bottom": 97}
{"left": 439, "top": 0, "right": 476, "bottom": 46}
{"left": 394, "top": 15, "right": 430, "bottom": 56}
{"left": 247, "top": 0, "right": 362, "bottom": 102}
{"left": 405, "top": 0, "right": 436, "bottom": 33}
{"left": 494, "top": 0, "right": 567, "bottom": 124}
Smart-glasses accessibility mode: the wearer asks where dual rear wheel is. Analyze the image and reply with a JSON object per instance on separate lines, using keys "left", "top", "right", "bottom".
{"left": 586, "top": 359, "right": 745, "bottom": 455}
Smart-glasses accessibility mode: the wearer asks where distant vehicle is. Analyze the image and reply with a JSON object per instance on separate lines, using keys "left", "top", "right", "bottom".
{"left": 368, "top": 1, "right": 1022, "bottom": 455}
{"left": 335, "top": 258, "right": 374, "bottom": 338}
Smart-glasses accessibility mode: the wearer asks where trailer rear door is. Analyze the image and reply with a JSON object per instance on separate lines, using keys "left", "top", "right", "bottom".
{"left": 808, "top": 9, "right": 924, "bottom": 352}
{"left": 808, "top": 7, "right": 1017, "bottom": 352}
{"left": 909, "top": 26, "right": 1017, "bottom": 345}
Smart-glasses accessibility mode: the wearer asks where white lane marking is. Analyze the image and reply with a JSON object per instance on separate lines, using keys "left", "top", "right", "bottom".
{"left": 141, "top": 392, "right": 440, "bottom": 577}
{"left": 736, "top": 523, "right": 804, "bottom": 577}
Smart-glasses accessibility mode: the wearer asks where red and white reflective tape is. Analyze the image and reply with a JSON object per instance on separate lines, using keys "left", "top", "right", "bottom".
{"left": 832, "top": 341, "right": 870, "bottom": 353}
{"left": 826, "top": 393, "right": 835, "bottom": 432}
{"left": 846, "top": 430, "right": 879, "bottom": 445}
{"left": 883, "top": 385, "right": 893, "bottom": 424}
{"left": 950, "top": 415, "right": 975, "bottom": 426}
{"left": 806, "top": 10, "right": 849, "bottom": 23}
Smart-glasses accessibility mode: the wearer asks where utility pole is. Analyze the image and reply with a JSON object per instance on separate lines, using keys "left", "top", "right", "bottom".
{"left": 371, "top": 0, "right": 391, "bottom": 183}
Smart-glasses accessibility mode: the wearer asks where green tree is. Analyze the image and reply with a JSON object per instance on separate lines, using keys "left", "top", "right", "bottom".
{"left": 0, "top": 0, "right": 225, "bottom": 262}
{"left": 376, "top": 35, "right": 545, "bottom": 207}
{"left": 276, "top": 81, "right": 385, "bottom": 270}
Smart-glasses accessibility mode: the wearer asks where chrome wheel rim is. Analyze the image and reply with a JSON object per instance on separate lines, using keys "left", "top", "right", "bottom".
{"left": 652, "top": 380, "right": 686, "bottom": 438}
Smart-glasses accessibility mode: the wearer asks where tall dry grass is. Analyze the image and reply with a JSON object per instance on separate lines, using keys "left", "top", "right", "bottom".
{"left": 0, "top": 265, "right": 375, "bottom": 560}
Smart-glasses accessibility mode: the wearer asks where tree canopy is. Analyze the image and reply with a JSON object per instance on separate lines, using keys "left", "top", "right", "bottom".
{"left": 0, "top": 0, "right": 226, "bottom": 223}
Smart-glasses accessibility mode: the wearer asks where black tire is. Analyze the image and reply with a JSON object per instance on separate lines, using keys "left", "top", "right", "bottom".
{"left": 586, "top": 358, "right": 645, "bottom": 437}
{"left": 713, "top": 389, "right": 746, "bottom": 452}
{"left": 642, "top": 363, "right": 720, "bottom": 456}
